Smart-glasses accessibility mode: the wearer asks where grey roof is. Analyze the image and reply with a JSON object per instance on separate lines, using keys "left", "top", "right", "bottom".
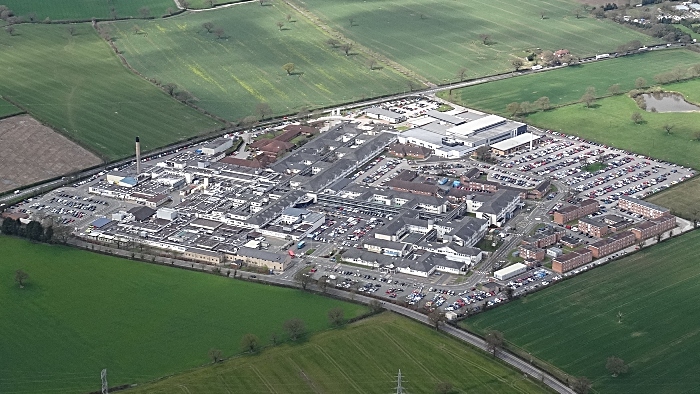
{"left": 128, "top": 206, "right": 156, "bottom": 222}
{"left": 449, "top": 217, "right": 488, "bottom": 239}
{"left": 236, "top": 247, "right": 287, "bottom": 263}
{"left": 475, "top": 189, "right": 520, "bottom": 215}
{"left": 426, "top": 110, "right": 467, "bottom": 125}
{"left": 365, "top": 107, "right": 405, "bottom": 119}
{"left": 620, "top": 196, "right": 669, "bottom": 212}
{"left": 245, "top": 190, "right": 305, "bottom": 226}
{"left": 364, "top": 238, "right": 408, "bottom": 251}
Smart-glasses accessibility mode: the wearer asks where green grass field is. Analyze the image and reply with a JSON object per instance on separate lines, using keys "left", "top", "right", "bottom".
{"left": 0, "top": 98, "right": 23, "bottom": 118}
{"left": 646, "top": 175, "right": 700, "bottom": 220}
{"left": 125, "top": 313, "right": 549, "bottom": 394}
{"left": 1, "top": 0, "right": 176, "bottom": 21}
{"left": 463, "top": 230, "right": 700, "bottom": 394}
{"left": 296, "top": 0, "right": 656, "bottom": 83}
{"left": 442, "top": 49, "right": 700, "bottom": 115}
{"left": 524, "top": 81, "right": 700, "bottom": 169}
{"left": 0, "top": 237, "right": 367, "bottom": 394}
{"left": 107, "top": 4, "right": 414, "bottom": 122}
{"left": 0, "top": 24, "right": 222, "bottom": 160}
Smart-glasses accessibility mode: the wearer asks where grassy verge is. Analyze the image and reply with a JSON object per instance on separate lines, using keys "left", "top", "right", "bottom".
{"left": 0, "top": 236, "right": 366, "bottom": 393}
{"left": 124, "top": 313, "right": 551, "bottom": 394}
{"left": 0, "top": 98, "right": 23, "bottom": 119}
{"left": 0, "top": 24, "right": 222, "bottom": 160}
{"left": 462, "top": 230, "right": 700, "bottom": 394}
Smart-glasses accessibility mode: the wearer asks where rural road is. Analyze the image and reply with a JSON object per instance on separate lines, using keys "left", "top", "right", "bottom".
{"left": 71, "top": 238, "right": 575, "bottom": 393}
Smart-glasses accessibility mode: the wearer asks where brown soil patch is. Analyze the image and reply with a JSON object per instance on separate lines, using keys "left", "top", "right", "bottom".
{"left": 0, "top": 115, "right": 102, "bottom": 193}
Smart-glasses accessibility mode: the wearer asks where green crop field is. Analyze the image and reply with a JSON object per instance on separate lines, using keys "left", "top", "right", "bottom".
{"left": 296, "top": 0, "right": 656, "bottom": 83}
{"left": 442, "top": 49, "right": 700, "bottom": 115}
{"left": 0, "top": 24, "right": 222, "bottom": 160}
{"left": 125, "top": 313, "right": 549, "bottom": 394}
{"left": 107, "top": 4, "right": 414, "bottom": 122}
{"left": 524, "top": 82, "right": 700, "bottom": 169}
{"left": 0, "top": 98, "right": 23, "bottom": 118}
{"left": 1, "top": 0, "right": 176, "bottom": 21}
{"left": 463, "top": 230, "right": 700, "bottom": 394}
{"left": 0, "top": 237, "right": 367, "bottom": 394}
{"left": 646, "top": 175, "right": 700, "bottom": 220}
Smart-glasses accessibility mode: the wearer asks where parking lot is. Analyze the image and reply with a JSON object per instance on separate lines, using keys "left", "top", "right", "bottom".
{"left": 10, "top": 188, "right": 119, "bottom": 229}
{"left": 496, "top": 131, "right": 695, "bottom": 208}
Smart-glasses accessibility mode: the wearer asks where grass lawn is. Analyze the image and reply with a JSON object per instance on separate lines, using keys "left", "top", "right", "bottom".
{"left": 0, "top": 0, "right": 177, "bottom": 21}
{"left": 441, "top": 49, "right": 700, "bottom": 115}
{"left": 646, "top": 175, "right": 700, "bottom": 220}
{"left": 583, "top": 162, "right": 607, "bottom": 172}
{"left": 125, "top": 313, "right": 550, "bottom": 394}
{"left": 0, "top": 237, "right": 367, "bottom": 394}
{"left": 525, "top": 91, "right": 700, "bottom": 169}
{"left": 462, "top": 230, "right": 700, "bottom": 394}
{"left": 0, "top": 24, "right": 222, "bottom": 160}
{"left": 296, "top": 0, "right": 656, "bottom": 83}
{"left": 107, "top": 4, "right": 414, "bottom": 122}
{"left": 0, "top": 98, "right": 23, "bottom": 118}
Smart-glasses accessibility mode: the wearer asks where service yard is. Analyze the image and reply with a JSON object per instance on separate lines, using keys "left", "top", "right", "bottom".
{"left": 0, "top": 115, "right": 102, "bottom": 194}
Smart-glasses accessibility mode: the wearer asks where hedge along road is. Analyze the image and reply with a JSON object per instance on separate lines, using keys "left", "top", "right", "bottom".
{"left": 71, "top": 237, "right": 574, "bottom": 394}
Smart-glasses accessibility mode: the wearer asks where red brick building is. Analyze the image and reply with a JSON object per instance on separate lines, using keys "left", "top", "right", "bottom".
{"left": 552, "top": 249, "right": 593, "bottom": 273}
{"left": 521, "top": 226, "right": 565, "bottom": 249}
{"left": 519, "top": 244, "right": 545, "bottom": 261}
{"left": 618, "top": 196, "right": 670, "bottom": 219}
{"left": 630, "top": 215, "right": 677, "bottom": 240}
{"left": 388, "top": 142, "right": 432, "bottom": 159}
{"left": 553, "top": 199, "right": 599, "bottom": 225}
{"left": 578, "top": 217, "right": 609, "bottom": 238}
{"left": 586, "top": 231, "right": 636, "bottom": 258}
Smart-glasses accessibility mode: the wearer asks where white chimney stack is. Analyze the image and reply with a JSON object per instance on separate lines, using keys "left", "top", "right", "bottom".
{"left": 135, "top": 136, "right": 141, "bottom": 175}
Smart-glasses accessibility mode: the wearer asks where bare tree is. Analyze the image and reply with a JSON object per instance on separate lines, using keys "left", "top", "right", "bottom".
{"left": 163, "top": 83, "right": 178, "bottom": 96}
{"left": 535, "top": 96, "right": 550, "bottom": 111}
{"left": 276, "top": 21, "right": 284, "bottom": 31}
{"left": 138, "top": 7, "right": 151, "bottom": 18}
{"left": 635, "top": 77, "right": 647, "bottom": 89}
{"left": 580, "top": 92, "right": 595, "bottom": 108}
{"left": 293, "top": 268, "right": 311, "bottom": 289}
{"left": 286, "top": 14, "right": 292, "bottom": 22}
{"left": 283, "top": 318, "right": 306, "bottom": 340}
{"left": 572, "top": 376, "right": 591, "bottom": 394}
{"left": 478, "top": 33, "right": 491, "bottom": 45}
{"left": 327, "top": 307, "right": 345, "bottom": 326}
{"left": 326, "top": 38, "right": 339, "bottom": 48}
{"left": 540, "top": 10, "right": 546, "bottom": 19}
{"left": 368, "top": 299, "right": 383, "bottom": 313}
{"left": 485, "top": 330, "right": 504, "bottom": 356}
{"left": 662, "top": 123, "right": 674, "bottom": 135}
{"left": 15, "top": 269, "right": 29, "bottom": 288}
{"left": 213, "top": 28, "right": 226, "bottom": 39}
{"left": 606, "top": 356, "right": 628, "bottom": 377}
{"left": 5, "top": 25, "right": 15, "bottom": 36}
{"left": 511, "top": 58, "right": 524, "bottom": 71}
{"left": 694, "top": 131, "right": 700, "bottom": 142}
{"left": 206, "top": 0, "right": 214, "bottom": 7}
{"left": 166, "top": 7, "right": 175, "bottom": 15}
{"left": 608, "top": 83, "right": 621, "bottom": 95}
{"left": 367, "top": 59, "right": 377, "bottom": 70}
{"left": 282, "top": 62, "right": 295, "bottom": 76}
{"left": 631, "top": 112, "right": 643, "bottom": 124}
{"left": 27, "top": 12, "right": 37, "bottom": 22}
{"left": 316, "top": 277, "right": 328, "bottom": 293}
{"left": 506, "top": 102, "right": 521, "bottom": 116}
{"left": 208, "top": 348, "right": 223, "bottom": 363}
{"left": 348, "top": 17, "right": 355, "bottom": 27}
{"left": 181, "top": 0, "right": 191, "bottom": 8}
{"left": 240, "top": 333, "right": 260, "bottom": 353}
{"left": 428, "top": 310, "right": 446, "bottom": 330}
{"left": 255, "top": 102, "right": 272, "bottom": 119}
{"left": 269, "top": 331, "right": 279, "bottom": 345}
{"left": 202, "top": 22, "right": 214, "bottom": 33}
{"left": 435, "top": 381, "right": 454, "bottom": 394}
{"left": 340, "top": 43, "right": 352, "bottom": 56}
{"left": 456, "top": 67, "right": 467, "bottom": 81}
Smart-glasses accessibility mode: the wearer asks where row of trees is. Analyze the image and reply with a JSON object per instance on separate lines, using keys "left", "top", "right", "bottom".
{"left": 201, "top": 21, "right": 226, "bottom": 39}
{"left": 209, "top": 307, "right": 348, "bottom": 363}
{"left": 1, "top": 218, "right": 53, "bottom": 242}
